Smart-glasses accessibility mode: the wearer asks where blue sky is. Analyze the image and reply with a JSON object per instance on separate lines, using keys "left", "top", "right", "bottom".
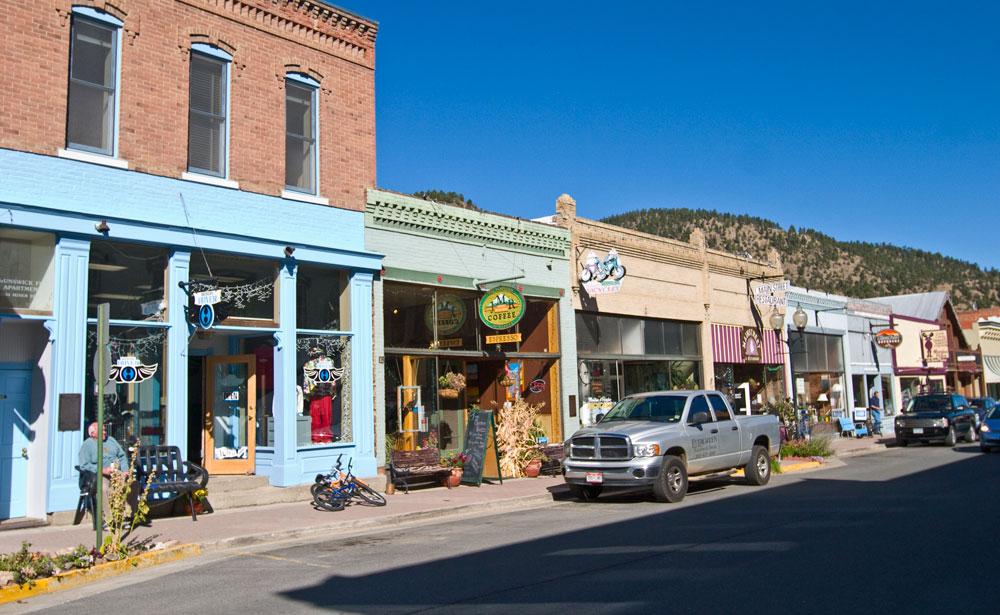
{"left": 342, "top": 1, "right": 1000, "bottom": 269}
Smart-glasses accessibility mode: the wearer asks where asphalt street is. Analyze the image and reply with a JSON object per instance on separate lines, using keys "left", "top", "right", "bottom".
{"left": 11, "top": 444, "right": 999, "bottom": 614}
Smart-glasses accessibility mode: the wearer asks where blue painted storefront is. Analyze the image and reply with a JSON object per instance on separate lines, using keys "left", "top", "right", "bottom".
{"left": 0, "top": 149, "right": 380, "bottom": 517}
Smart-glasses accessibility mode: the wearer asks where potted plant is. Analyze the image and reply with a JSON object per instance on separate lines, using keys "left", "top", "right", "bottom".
{"left": 522, "top": 448, "right": 548, "bottom": 478}
{"left": 440, "top": 452, "right": 468, "bottom": 488}
{"left": 438, "top": 371, "right": 466, "bottom": 399}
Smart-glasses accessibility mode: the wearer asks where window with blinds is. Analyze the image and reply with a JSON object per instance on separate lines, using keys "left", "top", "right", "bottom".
{"left": 285, "top": 79, "right": 317, "bottom": 194}
{"left": 66, "top": 15, "right": 118, "bottom": 155}
{"left": 187, "top": 53, "right": 228, "bottom": 177}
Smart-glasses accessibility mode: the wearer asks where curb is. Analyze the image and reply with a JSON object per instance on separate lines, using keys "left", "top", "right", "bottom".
{"left": 206, "top": 490, "right": 564, "bottom": 552}
{"left": 779, "top": 460, "right": 825, "bottom": 473}
{"left": 0, "top": 543, "right": 201, "bottom": 605}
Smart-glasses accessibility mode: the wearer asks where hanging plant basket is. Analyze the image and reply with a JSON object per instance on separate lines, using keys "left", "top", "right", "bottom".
{"left": 499, "top": 377, "right": 515, "bottom": 387}
{"left": 439, "top": 388, "right": 460, "bottom": 399}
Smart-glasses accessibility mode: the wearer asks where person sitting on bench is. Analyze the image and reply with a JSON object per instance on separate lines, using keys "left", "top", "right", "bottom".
{"left": 79, "top": 422, "right": 137, "bottom": 516}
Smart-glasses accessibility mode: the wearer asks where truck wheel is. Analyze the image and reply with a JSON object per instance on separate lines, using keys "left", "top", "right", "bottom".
{"left": 568, "top": 484, "right": 602, "bottom": 502}
{"left": 944, "top": 427, "right": 957, "bottom": 446}
{"left": 653, "top": 456, "right": 688, "bottom": 503}
{"left": 896, "top": 438, "right": 908, "bottom": 447}
{"left": 965, "top": 423, "right": 977, "bottom": 443}
{"left": 744, "top": 445, "right": 771, "bottom": 486}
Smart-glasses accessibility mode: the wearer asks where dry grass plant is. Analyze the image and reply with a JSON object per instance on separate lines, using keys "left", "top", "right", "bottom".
{"left": 495, "top": 398, "right": 545, "bottom": 478}
{"left": 102, "top": 443, "right": 155, "bottom": 559}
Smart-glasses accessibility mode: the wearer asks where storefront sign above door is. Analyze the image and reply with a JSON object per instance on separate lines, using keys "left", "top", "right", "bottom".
{"left": 579, "top": 249, "right": 626, "bottom": 295}
{"left": 921, "top": 329, "right": 949, "bottom": 362}
{"left": 741, "top": 327, "right": 762, "bottom": 363}
{"left": 874, "top": 328, "right": 903, "bottom": 349}
{"left": 479, "top": 286, "right": 525, "bottom": 330}
{"left": 485, "top": 332, "right": 522, "bottom": 345}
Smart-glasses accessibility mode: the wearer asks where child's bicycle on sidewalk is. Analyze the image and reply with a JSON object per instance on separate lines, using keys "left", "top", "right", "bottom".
{"left": 311, "top": 454, "right": 387, "bottom": 511}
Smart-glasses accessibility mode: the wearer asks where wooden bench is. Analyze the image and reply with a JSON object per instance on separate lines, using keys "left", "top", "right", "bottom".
{"left": 389, "top": 448, "right": 451, "bottom": 494}
{"left": 136, "top": 445, "right": 210, "bottom": 520}
{"left": 539, "top": 444, "right": 565, "bottom": 476}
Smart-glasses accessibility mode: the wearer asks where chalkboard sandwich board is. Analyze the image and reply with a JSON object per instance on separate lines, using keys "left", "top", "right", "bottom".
{"left": 460, "top": 409, "right": 503, "bottom": 486}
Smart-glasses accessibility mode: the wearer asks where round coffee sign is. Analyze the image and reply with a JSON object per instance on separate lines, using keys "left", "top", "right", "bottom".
{"left": 874, "top": 328, "right": 903, "bottom": 349}
{"left": 479, "top": 286, "right": 526, "bottom": 330}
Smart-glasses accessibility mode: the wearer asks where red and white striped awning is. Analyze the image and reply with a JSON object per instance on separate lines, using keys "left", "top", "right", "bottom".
{"left": 711, "top": 324, "right": 784, "bottom": 365}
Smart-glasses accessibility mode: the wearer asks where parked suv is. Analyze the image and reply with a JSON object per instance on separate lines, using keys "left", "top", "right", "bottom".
{"left": 895, "top": 394, "right": 978, "bottom": 447}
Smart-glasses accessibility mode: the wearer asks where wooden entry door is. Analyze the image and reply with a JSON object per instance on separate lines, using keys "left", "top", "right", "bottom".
{"left": 204, "top": 355, "right": 256, "bottom": 475}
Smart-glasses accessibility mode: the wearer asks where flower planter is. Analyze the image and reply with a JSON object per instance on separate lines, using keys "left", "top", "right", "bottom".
{"left": 443, "top": 468, "right": 463, "bottom": 488}
{"left": 438, "top": 388, "right": 460, "bottom": 399}
{"left": 523, "top": 459, "right": 542, "bottom": 478}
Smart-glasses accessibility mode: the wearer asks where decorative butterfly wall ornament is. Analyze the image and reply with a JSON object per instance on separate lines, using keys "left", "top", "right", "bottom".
{"left": 109, "top": 356, "right": 159, "bottom": 384}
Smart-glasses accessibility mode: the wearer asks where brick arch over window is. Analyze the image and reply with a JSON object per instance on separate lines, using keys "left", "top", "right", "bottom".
{"left": 280, "top": 63, "right": 325, "bottom": 89}
{"left": 179, "top": 29, "right": 246, "bottom": 76}
{"left": 58, "top": 1, "right": 138, "bottom": 43}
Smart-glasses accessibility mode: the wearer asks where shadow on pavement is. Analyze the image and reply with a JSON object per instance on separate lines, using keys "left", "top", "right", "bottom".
{"left": 277, "top": 449, "right": 999, "bottom": 613}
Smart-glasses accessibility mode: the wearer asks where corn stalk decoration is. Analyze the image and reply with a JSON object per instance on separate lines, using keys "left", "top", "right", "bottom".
{"left": 495, "top": 399, "right": 545, "bottom": 478}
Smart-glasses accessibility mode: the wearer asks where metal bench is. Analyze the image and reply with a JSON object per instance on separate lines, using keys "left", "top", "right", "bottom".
{"left": 136, "top": 445, "right": 210, "bottom": 520}
{"left": 389, "top": 448, "right": 451, "bottom": 494}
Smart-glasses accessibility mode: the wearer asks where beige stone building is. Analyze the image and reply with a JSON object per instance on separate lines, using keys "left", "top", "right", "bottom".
{"left": 548, "top": 195, "right": 787, "bottom": 423}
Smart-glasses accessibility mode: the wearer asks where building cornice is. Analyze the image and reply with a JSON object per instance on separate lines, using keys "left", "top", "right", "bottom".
{"left": 366, "top": 189, "right": 570, "bottom": 258}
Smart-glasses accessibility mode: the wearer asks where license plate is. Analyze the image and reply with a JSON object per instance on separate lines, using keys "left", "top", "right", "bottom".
{"left": 913, "top": 427, "right": 924, "bottom": 434}
{"left": 586, "top": 472, "right": 603, "bottom": 484}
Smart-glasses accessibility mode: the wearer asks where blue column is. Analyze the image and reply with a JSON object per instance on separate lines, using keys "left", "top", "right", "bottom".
{"left": 350, "top": 271, "right": 376, "bottom": 477}
{"left": 269, "top": 260, "right": 299, "bottom": 486}
{"left": 166, "top": 251, "right": 190, "bottom": 459}
{"left": 46, "top": 237, "right": 90, "bottom": 513}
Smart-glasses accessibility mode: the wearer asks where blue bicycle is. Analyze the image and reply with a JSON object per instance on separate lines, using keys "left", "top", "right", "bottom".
{"left": 311, "top": 454, "right": 387, "bottom": 511}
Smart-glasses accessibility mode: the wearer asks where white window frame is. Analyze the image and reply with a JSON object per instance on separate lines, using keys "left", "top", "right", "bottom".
{"left": 184, "top": 43, "right": 232, "bottom": 182}
{"left": 283, "top": 72, "right": 321, "bottom": 199}
{"left": 63, "top": 6, "right": 124, "bottom": 160}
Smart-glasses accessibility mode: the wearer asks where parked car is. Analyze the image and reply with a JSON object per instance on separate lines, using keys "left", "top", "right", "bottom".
{"left": 968, "top": 397, "right": 997, "bottom": 430}
{"left": 895, "top": 394, "right": 978, "bottom": 447}
{"left": 562, "top": 390, "right": 780, "bottom": 503}
{"left": 980, "top": 407, "right": 1000, "bottom": 453}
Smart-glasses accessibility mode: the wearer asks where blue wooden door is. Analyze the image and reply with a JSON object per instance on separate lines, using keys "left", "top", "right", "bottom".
{"left": 0, "top": 369, "right": 31, "bottom": 519}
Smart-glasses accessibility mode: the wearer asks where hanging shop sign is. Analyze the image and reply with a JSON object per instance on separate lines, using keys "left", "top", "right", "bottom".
{"left": 109, "top": 356, "right": 158, "bottom": 384}
{"left": 193, "top": 289, "right": 222, "bottom": 330}
{"left": 920, "top": 329, "right": 949, "bottom": 363}
{"left": 425, "top": 293, "right": 467, "bottom": 336}
{"left": 751, "top": 280, "right": 789, "bottom": 307}
{"left": 479, "top": 286, "right": 525, "bottom": 330}
{"left": 741, "top": 327, "right": 762, "bottom": 363}
{"left": 874, "top": 328, "right": 903, "bottom": 349}
{"left": 485, "top": 332, "right": 522, "bottom": 345}
{"left": 580, "top": 249, "right": 626, "bottom": 295}
{"left": 529, "top": 379, "right": 546, "bottom": 394}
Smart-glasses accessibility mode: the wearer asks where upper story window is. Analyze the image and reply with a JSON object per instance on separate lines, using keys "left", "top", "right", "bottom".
{"left": 187, "top": 45, "right": 230, "bottom": 178}
{"left": 66, "top": 8, "right": 121, "bottom": 156}
{"left": 285, "top": 74, "right": 319, "bottom": 195}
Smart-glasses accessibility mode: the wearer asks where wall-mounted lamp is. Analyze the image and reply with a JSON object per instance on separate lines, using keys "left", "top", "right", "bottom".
{"left": 769, "top": 308, "right": 784, "bottom": 331}
{"left": 284, "top": 245, "right": 295, "bottom": 257}
{"left": 95, "top": 220, "right": 110, "bottom": 234}
{"left": 792, "top": 305, "right": 808, "bottom": 331}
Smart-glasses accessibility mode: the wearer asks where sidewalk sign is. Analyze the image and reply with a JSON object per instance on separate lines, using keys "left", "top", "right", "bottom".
{"left": 460, "top": 410, "right": 503, "bottom": 486}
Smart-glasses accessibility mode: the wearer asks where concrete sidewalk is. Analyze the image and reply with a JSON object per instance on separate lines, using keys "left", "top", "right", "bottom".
{"left": 1, "top": 438, "right": 895, "bottom": 556}
{"left": 0, "top": 476, "right": 568, "bottom": 555}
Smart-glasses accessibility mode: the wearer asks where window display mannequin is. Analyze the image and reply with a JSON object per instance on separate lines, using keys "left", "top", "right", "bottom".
{"left": 302, "top": 346, "right": 342, "bottom": 443}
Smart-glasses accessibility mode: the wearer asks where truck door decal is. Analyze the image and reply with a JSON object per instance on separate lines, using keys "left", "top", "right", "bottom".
{"left": 690, "top": 435, "right": 718, "bottom": 459}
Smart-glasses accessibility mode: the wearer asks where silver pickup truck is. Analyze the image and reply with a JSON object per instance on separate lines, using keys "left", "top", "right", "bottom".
{"left": 563, "top": 390, "right": 780, "bottom": 503}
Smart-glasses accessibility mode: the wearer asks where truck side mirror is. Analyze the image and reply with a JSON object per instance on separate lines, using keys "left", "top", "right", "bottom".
{"left": 689, "top": 411, "right": 709, "bottom": 425}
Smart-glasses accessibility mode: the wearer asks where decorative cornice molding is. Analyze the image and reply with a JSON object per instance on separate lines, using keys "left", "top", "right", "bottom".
{"left": 177, "top": 0, "right": 377, "bottom": 69}
{"left": 366, "top": 190, "right": 570, "bottom": 258}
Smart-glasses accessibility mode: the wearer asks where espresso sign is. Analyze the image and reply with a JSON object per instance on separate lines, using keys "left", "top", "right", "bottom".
{"left": 874, "top": 328, "right": 903, "bottom": 349}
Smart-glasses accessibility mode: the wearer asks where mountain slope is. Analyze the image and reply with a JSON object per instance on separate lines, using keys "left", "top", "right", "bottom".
{"left": 601, "top": 208, "right": 1000, "bottom": 310}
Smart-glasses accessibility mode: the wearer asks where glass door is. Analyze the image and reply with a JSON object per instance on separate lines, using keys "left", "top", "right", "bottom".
{"left": 204, "top": 355, "right": 256, "bottom": 475}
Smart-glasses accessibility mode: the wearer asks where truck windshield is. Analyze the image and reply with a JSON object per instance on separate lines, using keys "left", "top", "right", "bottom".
{"left": 908, "top": 395, "right": 952, "bottom": 413}
{"left": 601, "top": 395, "right": 687, "bottom": 423}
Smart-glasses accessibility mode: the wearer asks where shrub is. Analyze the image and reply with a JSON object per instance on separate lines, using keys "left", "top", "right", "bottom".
{"left": 780, "top": 435, "right": 833, "bottom": 458}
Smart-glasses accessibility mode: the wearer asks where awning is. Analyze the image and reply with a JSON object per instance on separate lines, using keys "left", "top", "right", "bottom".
{"left": 984, "top": 355, "right": 1000, "bottom": 384}
{"left": 711, "top": 324, "right": 784, "bottom": 365}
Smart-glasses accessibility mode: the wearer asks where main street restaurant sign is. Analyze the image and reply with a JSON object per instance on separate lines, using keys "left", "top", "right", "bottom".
{"left": 479, "top": 286, "right": 525, "bottom": 330}
{"left": 874, "top": 328, "right": 903, "bottom": 349}
{"left": 751, "top": 280, "right": 789, "bottom": 307}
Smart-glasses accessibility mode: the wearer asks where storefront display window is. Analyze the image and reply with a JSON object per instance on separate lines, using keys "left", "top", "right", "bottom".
{"left": 715, "top": 363, "right": 785, "bottom": 413}
{"left": 88, "top": 241, "right": 168, "bottom": 321}
{"left": 296, "top": 334, "right": 351, "bottom": 445}
{"left": 577, "top": 313, "right": 700, "bottom": 358}
{"left": 297, "top": 265, "right": 347, "bottom": 331}
{"left": 384, "top": 284, "right": 437, "bottom": 350}
{"left": 0, "top": 229, "right": 55, "bottom": 313}
{"left": 189, "top": 253, "right": 277, "bottom": 323}
{"left": 84, "top": 325, "right": 167, "bottom": 446}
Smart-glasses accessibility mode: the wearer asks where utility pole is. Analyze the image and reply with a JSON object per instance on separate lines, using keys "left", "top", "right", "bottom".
{"left": 95, "top": 302, "right": 110, "bottom": 549}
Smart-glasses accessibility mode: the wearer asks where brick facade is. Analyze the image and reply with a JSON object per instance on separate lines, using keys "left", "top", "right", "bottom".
{"left": 0, "top": 0, "right": 377, "bottom": 211}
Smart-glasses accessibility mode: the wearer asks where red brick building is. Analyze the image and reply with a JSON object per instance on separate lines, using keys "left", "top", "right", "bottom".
{"left": 0, "top": 0, "right": 377, "bottom": 210}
